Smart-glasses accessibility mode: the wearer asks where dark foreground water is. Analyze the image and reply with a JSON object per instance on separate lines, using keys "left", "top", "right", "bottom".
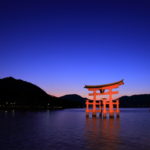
{"left": 0, "top": 108, "right": 150, "bottom": 150}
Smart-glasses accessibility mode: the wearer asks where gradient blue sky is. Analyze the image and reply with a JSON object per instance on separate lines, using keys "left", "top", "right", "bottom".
{"left": 0, "top": 0, "right": 150, "bottom": 97}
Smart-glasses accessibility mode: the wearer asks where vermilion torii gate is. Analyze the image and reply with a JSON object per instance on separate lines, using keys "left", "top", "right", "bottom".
{"left": 84, "top": 80, "right": 124, "bottom": 118}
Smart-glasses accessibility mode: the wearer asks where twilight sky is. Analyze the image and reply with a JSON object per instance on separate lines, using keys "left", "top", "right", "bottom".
{"left": 0, "top": 0, "right": 150, "bottom": 97}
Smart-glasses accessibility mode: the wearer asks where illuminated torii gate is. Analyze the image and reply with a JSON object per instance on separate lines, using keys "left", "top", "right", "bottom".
{"left": 84, "top": 80, "right": 124, "bottom": 118}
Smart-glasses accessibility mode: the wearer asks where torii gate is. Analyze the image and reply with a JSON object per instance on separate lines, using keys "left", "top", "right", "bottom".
{"left": 84, "top": 80, "right": 124, "bottom": 118}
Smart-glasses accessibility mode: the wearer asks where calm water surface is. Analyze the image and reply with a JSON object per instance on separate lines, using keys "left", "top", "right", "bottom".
{"left": 0, "top": 108, "right": 150, "bottom": 150}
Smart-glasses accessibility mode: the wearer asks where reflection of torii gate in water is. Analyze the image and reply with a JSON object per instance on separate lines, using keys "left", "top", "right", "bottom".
{"left": 84, "top": 80, "right": 124, "bottom": 118}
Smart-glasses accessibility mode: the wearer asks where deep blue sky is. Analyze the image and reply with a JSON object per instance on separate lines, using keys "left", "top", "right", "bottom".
{"left": 0, "top": 0, "right": 150, "bottom": 97}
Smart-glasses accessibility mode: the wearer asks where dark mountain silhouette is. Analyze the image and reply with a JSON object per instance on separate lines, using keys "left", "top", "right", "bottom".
{"left": 120, "top": 94, "right": 150, "bottom": 107}
{"left": 0, "top": 77, "right": 150, "bottom": 109}
{"left": 0, "top": 77, "right": 85, "bottom": 109}
{"left": 0, "top": 77, "right": 58, "bottom": 109}
{"left": 59, "top": 94, "right": 86, "bottom": 108}
{"left": 59, "top": 94, "right": 150, "bottom": 108}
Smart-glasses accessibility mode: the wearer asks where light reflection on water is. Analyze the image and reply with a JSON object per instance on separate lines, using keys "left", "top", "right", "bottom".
{"left": 0, "top": 108, "right": 150, "bottom": 150}
{"left": 85, "top": 117, "right": 120, "bottom": 150}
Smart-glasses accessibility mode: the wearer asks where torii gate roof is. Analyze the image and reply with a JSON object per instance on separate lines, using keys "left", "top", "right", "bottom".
{"left": 84, "top": 80, "right": 124, "bottom": 89}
